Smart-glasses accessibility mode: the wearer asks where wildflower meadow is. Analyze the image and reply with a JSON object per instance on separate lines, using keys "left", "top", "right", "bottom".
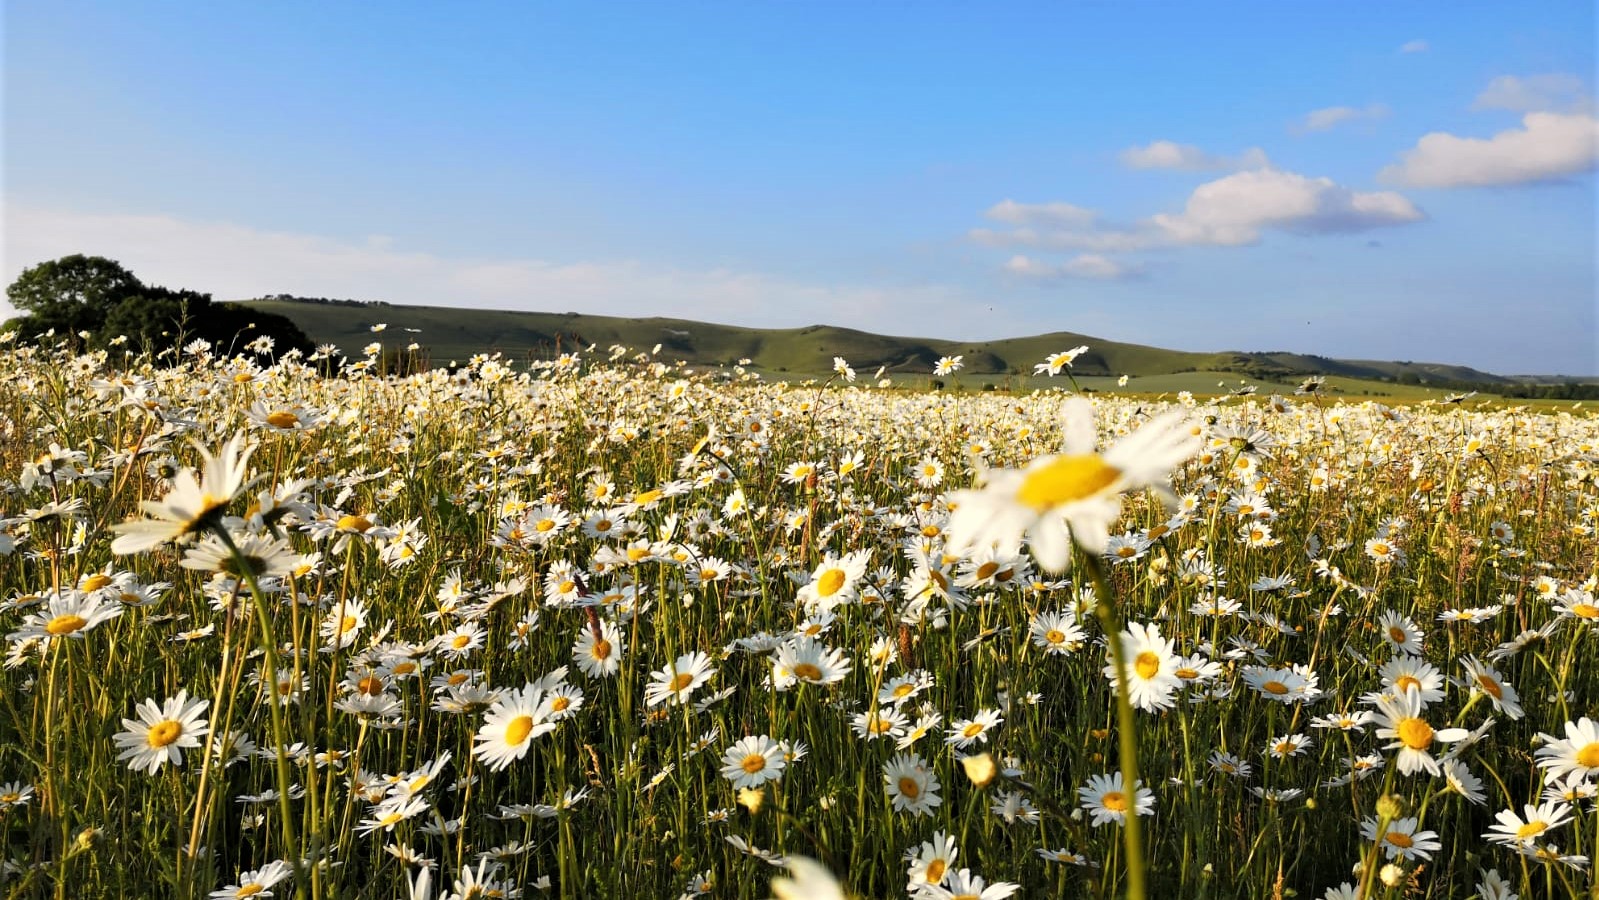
{"left": 1, "top": 333, "right": 1596, "bottom": 899}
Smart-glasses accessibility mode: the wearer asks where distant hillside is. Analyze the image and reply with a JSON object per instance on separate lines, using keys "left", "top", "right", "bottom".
{"left": 242, "top": 295, "right": 1515, "bottom": 386}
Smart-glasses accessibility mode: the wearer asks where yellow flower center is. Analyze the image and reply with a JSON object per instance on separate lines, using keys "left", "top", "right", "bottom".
{"left": 557, "top": 580, "right": 576, "bottom": 595}
{"left": 81, "top": 574, "right": 113, "bottom": 592}
{"left": 815, "top": 569, "right": 846, "bottom": 597}
{"left": 336, "top": 514, "right": 373, "bottom": 533}
{"left": 1577, "top": 742, "right": 1599, "bottom": 768}
{"left": 1045, "top": 629, "right": 1066, "bottom": 645}
{"left": 962, "top": 722, "right": 984, "bottom": 738}
{"left": 1388, "top": 626, "right": 1408, "bottom": 644}
{"left": 357, "top": 676, "right": 385, "bottom": 696}
{"left": 897, "top": 776, "right": 921, "bottom": 799}
{"left": 452, "top": 634, "right": 472, "bottom": 649}
{"left": 1476, "top": 675, "right": 1504, "bottom": 699}
{"left": 1517, "top": 821, "right": 1548, "bottom": 839}
{"left": 337, "top": 616, "right": 359, "bottom": 634}
{"left": 1101, "top": 790, "right": 1128, "bottom": 812}
{"left": 1394, "top": 675, "right": 1421, "bottom": 693}
{"left": 925, "top": 860, "right": 947, "bottom": 883}
{"left": 266, "top": 411, "right": 300, "bottom": 429}
{"left": 740, "top": 753, "right": 767, "bottom": 774}
{"left": 505, "top": 715, "right": 534, "bottom": 746}
{"left": 448, "top": 673, "right": 469, "bottom": 686}
{"left": 669, "top": 672, "right": 695, "bottom": 692}
{"left": 792, "top": 663, "right": 823, "bottom": 681}
{"left": 1134, "top": 651, "right": 1161, "bottom": 680}
{"left": 972, "top": 562, "right": 1000, "bottom": 581}
{"left": 627, "top": 546, "right": 650, "bottom": 562}
{"left": 1262, "top": 680, "right": 1289, "bottom": 695}
{"left": 1176, "top": 666, "right": 1198, "bottom": 680}
{"left": 892, "top": 683, "right": 915, "bottom": 698}
{"left": 633, "top": 489, "right": 663, "bottom": 506}
{"left": 591, "top": 639, "right": 613, "bottom": 661}
{"left": 1384, "top": 831, "right": 1414, "bottom": 849}
{"left": 1571, "top": 603, "right": 1599, "bottom": 619}
{"left": 392, "top": 662, "right": 417, "bottom": 676}
{"left": 1396, "top": 717, "right": 1433, "bottom": 750}
{"left": 1015, "top": 454, "right": 1121, "bottom": 510}
{"left": 235, "top": 883, "right": 266, "bottom": 898}
{"left": 147, "top": 720, "right": 182, "bottom": 748}
{"left": 45, "top": 614, "right": 88, "bottom": 636}
{"left": 535, "top": 518, "right": 557, "bottom": 532}
{"left": 550, "top": 696, "right": 570, "bottom": 712}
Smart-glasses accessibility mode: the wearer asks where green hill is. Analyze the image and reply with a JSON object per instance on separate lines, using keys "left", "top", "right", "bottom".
{"left": 241, "top": 296, "right": 1514, "bottom": 389}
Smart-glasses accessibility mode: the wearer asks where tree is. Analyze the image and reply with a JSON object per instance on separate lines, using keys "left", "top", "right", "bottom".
{"left": 5, "top": 255, "right": 314, "bottom": 361}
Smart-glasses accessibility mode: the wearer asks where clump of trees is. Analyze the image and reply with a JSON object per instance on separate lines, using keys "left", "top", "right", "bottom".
{"left": 4, "top": 255, "right": 313, "bottom": 360}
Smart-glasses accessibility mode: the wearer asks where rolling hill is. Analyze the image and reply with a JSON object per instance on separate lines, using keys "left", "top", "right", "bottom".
{"left": 241, "top": 295, "right": 1512, "bottom": 388}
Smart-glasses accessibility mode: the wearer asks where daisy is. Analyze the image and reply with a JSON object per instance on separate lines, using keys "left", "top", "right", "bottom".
{"left": 319, "top": 598, "right": 368, "bottom": 651}
{"left": 1361, "top": 817, "right": 1442, "bottom": 861}
{"left": 572, "top": 621, "right": 624, "bottom": 678}
{"left": 1373, "top": 657, "right": 1446, "bottom": 707}
{"left": 918, "top": 868, "right": 1019, "bottom": 900}
{"left": 883, "top": 753, "right": 941, "bottom": 817}
{"left": 795, "top": 550, "right": 870, "bottom": 611}
{"left": 1485, "top": 801, "right": 1574, "bottom": 847}
{"left": 877, "top": 671, "right": 934, "bottom": 707}
{"left": 471, "top": 684, "right": 557, "bottom": 771}
{"left": 769, "top": 857, "right": 846, "bottom": 900}
{"left": 1034, "top": 346, "right": 1089, "bottom": 376}
{"left": 1102, "top": 621, "right": 1182, "bottom": 713}
{"left": 1242, "top": 666, "right": 1319, "bottom": 704}
{"left": 1078, "top": 772, "right": 1154, "bottom": 827}
{"left": 719, "top": 735, "right": 786, "bottom": 789}
{"left": 904, "top": 832, "right": 958, "bottom": 890}
{"left": 644, "top": 651, "right": 716, "bottom": 707}
{"left": 1028, "top": 610, "right": 1086, "bottom": 655}
{"left": 851, "top": 707, "right": 908, "bottom": 742}
{"left": 7, "top": 591, "right": 121, "bottom": 645}
{"left": 1372, "top": 687, "right": 1469, "bottom": 776}
{"left": 114, "top": 690, "right": 211, "bottom": 775}
{"left": 1377, "top": 611, "right": 1424, "bottom": 656}
{"left": 209, "top": 860, "right": 294, "bottom": 899}
{"left": 945, "top": 397, "right": 1199, "bottom": 569}
{"left": 111, "top": 432, "right": 256, "bottom": 554}
{"left": 1459, "top": 656, "right": 1523, "bottom": 719}
{"left": 944, "top": 709, "right": 1002, "bottom": 749}
{"left": 771, "top": 639, "right": 851, "bottom": 690}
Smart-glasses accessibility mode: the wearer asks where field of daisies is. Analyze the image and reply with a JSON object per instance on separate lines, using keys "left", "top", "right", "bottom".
{"left": 1, "top": 333, "right": 1596, "bottom": 900}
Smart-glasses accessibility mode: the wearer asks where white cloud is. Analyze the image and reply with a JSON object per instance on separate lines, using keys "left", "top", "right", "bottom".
{"left": 974, "top": 168, "right": 1424, "bottom": 253}
{"left": 1379, "top": 111, "right": 1599, "bottom": 188}
{"left": 0, "top": 204, "right": 990, "bottom": 337}
{"left": 1399, "top": 39, "right": 1429, "bottom": 54}
{"left": 1004, "top": 253, "right": 1138, "bottom": 280}
{"left": 1118, "top": 140, "right": 1270, "bottom": 171}
{"left": 1472, "top": 74, "right": 1590, "bottom": 113}
{"left": 1295, "top": 104, "right": 1390, "bottom": 133}
{"left": 984, "top": 199, "right": 1097, "bottom": 227}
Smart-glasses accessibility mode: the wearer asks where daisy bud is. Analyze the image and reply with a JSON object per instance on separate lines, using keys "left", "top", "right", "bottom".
{"left": 961, "top": 752, "right": 997, "bottom": 789}
{"left": 738, "top": 787, "right": 765, "bottom": 814}
{"left": 1375, "top": 794, "right": 1403, "bottom": 820}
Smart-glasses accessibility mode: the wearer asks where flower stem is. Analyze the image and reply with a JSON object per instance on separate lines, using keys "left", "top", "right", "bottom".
{"left": 1083, "top": 552, "right": 1147, "bottom": 900}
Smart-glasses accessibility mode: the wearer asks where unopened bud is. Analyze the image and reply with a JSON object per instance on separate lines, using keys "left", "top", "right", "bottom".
{"left": 961, "top": 753, "right": 997, "bottom": 789}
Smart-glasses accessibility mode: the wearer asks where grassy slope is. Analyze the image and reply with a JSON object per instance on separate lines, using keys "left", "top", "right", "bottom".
{"left": 243, "top": 299, "right": 1511, "bottom": 387}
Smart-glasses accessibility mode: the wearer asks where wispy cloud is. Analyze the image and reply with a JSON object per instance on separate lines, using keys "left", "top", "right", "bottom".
{"left": 1118, "top": 140, "right": 1270, "bottom": 171}
{"left": 975, "top": 168, "right": 1424, "bottom": 255}
{"left": 0, "top": 204, "right": 1000, "bottom": 338}
{"left": 1294, "top": 104, "right": 1390, "bottom": 133}
{"left": 1398, "top": 39, "right": 1429, "bottom": 54}
{"left": 1003, "top": 253, "right": 1140, "bottom": 280}
{"left": 1472, "top": 74, "right": 1591, "bottom": 113}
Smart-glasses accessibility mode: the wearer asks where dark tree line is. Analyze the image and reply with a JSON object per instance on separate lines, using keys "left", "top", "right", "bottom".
{"left": 4, "top": 255, "right": 314, "bottom": 361}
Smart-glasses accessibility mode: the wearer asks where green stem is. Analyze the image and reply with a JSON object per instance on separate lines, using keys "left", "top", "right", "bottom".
{"left": 1084, "top": 553, "right": 1147, "bottom": 900}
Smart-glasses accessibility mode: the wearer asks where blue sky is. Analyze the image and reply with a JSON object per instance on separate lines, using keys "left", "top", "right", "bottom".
{"left": 5, "top": 2, "right": 1596, "bottom": 375}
